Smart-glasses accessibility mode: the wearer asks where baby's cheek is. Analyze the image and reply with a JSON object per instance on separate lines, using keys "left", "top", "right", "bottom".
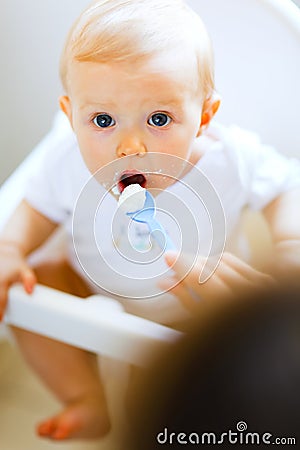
{"left": 169, "top": 144, "right": 187, "bottom": 160}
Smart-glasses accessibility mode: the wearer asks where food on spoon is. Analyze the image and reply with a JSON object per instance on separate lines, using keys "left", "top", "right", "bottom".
{"left": 118, "top": 183, "right": 146, "bottom": 213}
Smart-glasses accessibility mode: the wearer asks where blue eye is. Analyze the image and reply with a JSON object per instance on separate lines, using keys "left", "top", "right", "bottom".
{"left": 148, "top": 113, "right": 172, "bottom": 127}
{"left": 93, "top": 114, "right": 115, "bottom": 128}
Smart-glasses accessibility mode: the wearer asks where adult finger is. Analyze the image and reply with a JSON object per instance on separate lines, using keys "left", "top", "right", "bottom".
{"left": 164, "top": 251, "right": 207, "bottom": 288}
{"left": 221, "top": 253, "right": 276, "bottom": 287}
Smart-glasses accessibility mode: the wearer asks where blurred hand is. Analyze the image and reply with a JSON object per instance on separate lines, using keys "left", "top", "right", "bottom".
{"left": 161, "top": 251, "right": 275, "bottom": 311}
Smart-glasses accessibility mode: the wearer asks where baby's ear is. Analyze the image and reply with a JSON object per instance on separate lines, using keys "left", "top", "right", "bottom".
{"left": 197, "top": 92, "right": 221, "bottom": 136}
{"left": 59, "top": 95, "right": 73, "bottom": 128}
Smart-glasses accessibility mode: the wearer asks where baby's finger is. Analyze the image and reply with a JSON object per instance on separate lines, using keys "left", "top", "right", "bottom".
{"left": 20, "top": 267, "right": 37, "bottom": 294}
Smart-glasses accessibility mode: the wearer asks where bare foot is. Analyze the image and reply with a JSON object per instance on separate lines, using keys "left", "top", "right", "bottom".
{"left": 36, "top": 393, "right": 111, "bottom": 440}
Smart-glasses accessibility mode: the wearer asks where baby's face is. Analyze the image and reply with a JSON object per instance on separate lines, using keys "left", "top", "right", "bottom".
{"left": 62, "top": 56, "right": 203, "bottom": 193}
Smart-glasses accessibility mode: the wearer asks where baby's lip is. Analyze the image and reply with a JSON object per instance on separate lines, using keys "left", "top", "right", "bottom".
{"left": 118, "top": 170, "right": 147, "bottom": 193}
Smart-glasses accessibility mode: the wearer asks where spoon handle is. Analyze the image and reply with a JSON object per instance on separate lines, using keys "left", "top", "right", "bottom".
{"left": 147, "top": 218, "right": 176, "bottom": 252}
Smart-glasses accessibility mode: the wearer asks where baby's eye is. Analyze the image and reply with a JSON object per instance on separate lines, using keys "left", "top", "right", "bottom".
{"left": 93, "top": 114, "right": 115, "bottom": 128}
{"left": 148, "top": 113, "right": 172, "bottom": 128}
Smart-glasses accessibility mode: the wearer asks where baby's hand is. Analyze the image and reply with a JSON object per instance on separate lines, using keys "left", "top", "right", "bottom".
{"left": 0, "top": 242, "right": 36, "bottom": 320}
{"left": 162, "top": 251, "right": 275, "bottom": 311}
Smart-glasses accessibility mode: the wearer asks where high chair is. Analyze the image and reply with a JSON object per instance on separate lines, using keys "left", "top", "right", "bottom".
{"left": 0, "top": 0, "right": 299, "bottom": 442}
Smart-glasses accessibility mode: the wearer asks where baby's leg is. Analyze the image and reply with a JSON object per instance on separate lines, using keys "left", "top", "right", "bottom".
{"left": 10, "top": 259, "right": 110, "bottom": 440}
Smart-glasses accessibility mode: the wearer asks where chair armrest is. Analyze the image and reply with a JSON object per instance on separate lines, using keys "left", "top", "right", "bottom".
{"left": 5, "top": 284, "right": 182, "bottom": 366}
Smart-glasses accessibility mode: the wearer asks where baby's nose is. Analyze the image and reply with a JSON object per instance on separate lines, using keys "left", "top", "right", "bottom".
{"left": 116, "top": 135, "right": 147, "bottom": 157}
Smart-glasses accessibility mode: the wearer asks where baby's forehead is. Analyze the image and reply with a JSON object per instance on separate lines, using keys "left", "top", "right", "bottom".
{"left": 140, "top": 55, "right": 200, "bottom": 95}
{"left": 142, "top": 48, "right": 198, "bottom": 75}
{"left": 69, "top": 49, "right": 201, "bottom": 96}
{"left": 78, "top": 46, "right": 199, "bottom": 83}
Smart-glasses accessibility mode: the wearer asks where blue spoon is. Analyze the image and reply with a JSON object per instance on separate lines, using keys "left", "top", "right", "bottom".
{"left": 126, "top": 191, "right": 200, "bottom": 301}
{"left": 126, "top": 190, "right": 176, "bottom": 251}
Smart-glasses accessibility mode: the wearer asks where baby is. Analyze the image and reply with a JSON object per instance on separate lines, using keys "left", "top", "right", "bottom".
{"left": 0, "top": 0, "right": 300, "bottom": 441}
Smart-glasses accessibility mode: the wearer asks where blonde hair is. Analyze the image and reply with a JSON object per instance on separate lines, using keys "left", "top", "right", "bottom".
{"left": 60, "top": 0, "right": 214, "bottom": 99}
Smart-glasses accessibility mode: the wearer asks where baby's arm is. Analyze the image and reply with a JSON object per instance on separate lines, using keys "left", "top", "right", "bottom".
{"left": 262, "top": 187, "right": 300, "bottom": 279}
{"left": 0, "top": 199, "right": 57, "bottom": 318}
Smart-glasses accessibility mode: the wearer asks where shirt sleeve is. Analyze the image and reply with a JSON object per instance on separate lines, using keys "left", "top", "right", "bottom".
{"left": 24, "top": 111, "right": 79, "bottom": 224}
{"left": 225, "top": 125, "right": 300, "bottom": 211}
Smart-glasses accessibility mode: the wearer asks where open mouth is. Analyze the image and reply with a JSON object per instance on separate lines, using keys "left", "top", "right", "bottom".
{"left": 118, "top": 171, "right": 147, "bottom": 193}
